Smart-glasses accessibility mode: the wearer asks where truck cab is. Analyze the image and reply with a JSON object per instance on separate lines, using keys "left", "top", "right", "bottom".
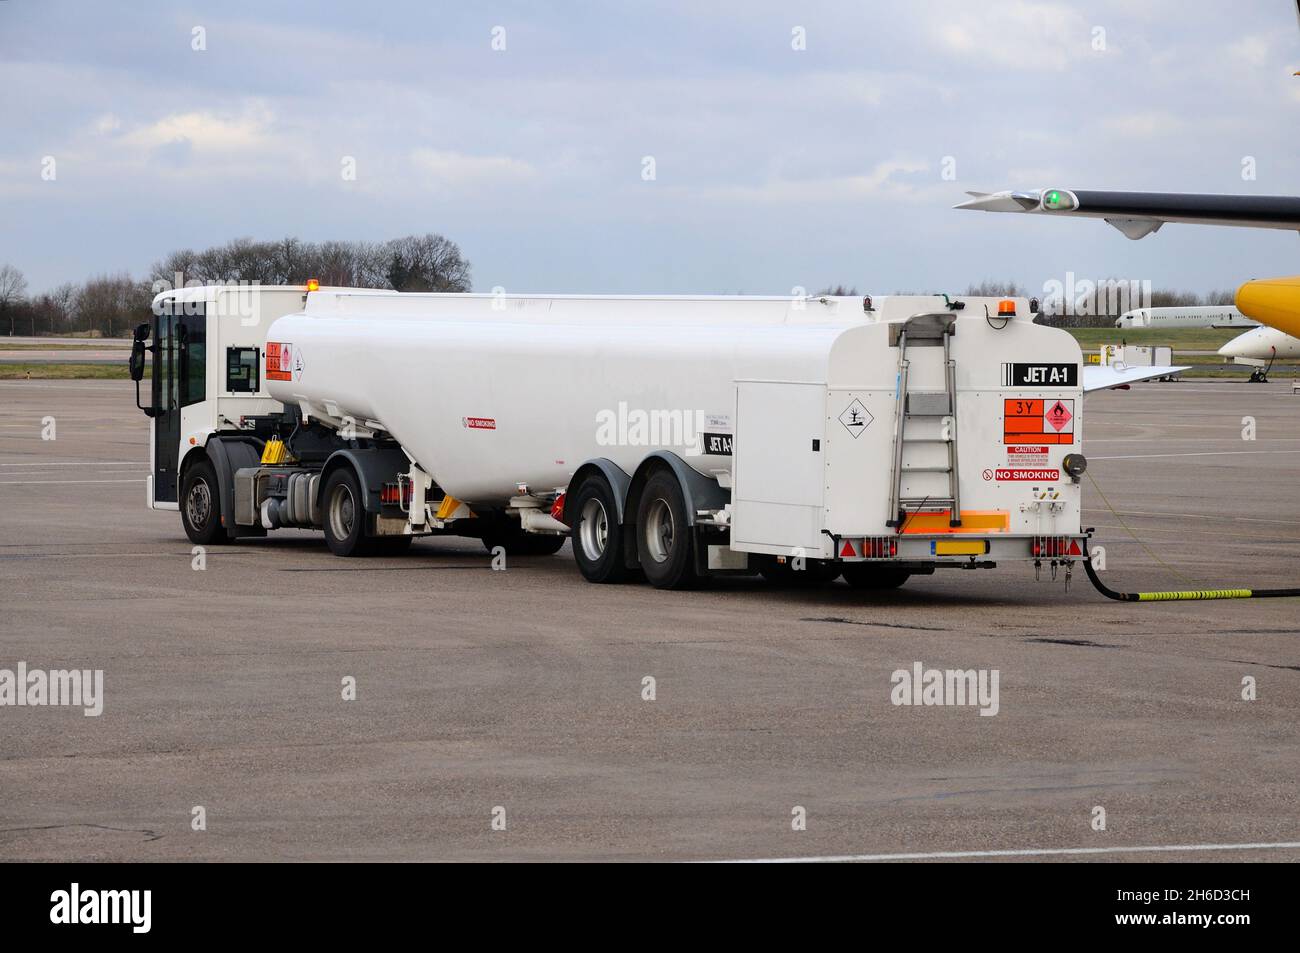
{"left": 134, "top": 284, "right": 311, "bottom": 512}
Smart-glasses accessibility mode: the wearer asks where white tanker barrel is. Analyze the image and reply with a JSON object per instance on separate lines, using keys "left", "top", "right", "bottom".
{"left": 264, "top": 314, "right": 841, "bottom": 504}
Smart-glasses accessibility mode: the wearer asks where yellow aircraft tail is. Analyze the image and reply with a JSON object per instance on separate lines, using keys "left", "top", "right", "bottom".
{"left": 1236, "top": 276, "right": 1300, "bottom": 338}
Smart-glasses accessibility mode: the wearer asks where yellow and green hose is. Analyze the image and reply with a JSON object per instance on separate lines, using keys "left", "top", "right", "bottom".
{"left": 1084, "top": 556, "right": 1300, "bottom": 602}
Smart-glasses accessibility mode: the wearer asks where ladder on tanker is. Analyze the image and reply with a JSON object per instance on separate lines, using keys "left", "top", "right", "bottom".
{"left": 885, "top": 312, "right": 962, "bottom": 529}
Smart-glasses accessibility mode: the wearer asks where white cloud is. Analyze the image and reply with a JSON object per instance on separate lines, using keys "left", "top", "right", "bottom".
{"left": 1099, "top": 111, "right": 1189, "bottom": 139}
{"left": 1226, "top": 34, "right": 1273, "bottom": 66}
{"left": 409, "top": 149, "right": 537, "bottom": 186}
{"left": 930, "top": 0, "right": 1097, "bottom": 71}
{"left": 120, "top": 106, "right": 275, "bottom": 153}
{"left": 91, "top": 113, "right": 122, "bottom": 136}
{"left": 693, "top": 158, "right": 933, "bottom": 204}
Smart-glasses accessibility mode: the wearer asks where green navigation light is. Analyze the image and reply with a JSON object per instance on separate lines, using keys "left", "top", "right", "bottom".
{"left": 1041, "top": 189, "right": 1077, "bottom": 212}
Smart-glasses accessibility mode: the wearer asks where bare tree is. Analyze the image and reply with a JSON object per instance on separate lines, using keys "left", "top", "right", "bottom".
{"left": 1149, "top": 288, "right": 1201, "bottom": 309}
{"left": 147, "top": 233, "right": 470, "bottom": 292}
{"left": 965, "top": 280, "right": 1024, "bottom": 298}
{"left": 49, "top": 282, "right": 77, "bottom": 333}
{"left": 0, "top": 263, "right": 28, "bottom": 336}
{"left": 76, "top": 273, "right": 150, "bottom": 337}
{"left": 384, "top": 234, "right": 472, "bottom": 292}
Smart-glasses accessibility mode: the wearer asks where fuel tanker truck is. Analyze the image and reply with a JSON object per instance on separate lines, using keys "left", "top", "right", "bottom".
{"left": 131, "top": 285, "right": 1090, "bottom": 590}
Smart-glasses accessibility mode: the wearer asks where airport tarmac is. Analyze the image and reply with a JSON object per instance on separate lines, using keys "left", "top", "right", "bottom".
{"left": 0, "top": 337, "right": 130, "bottom": 365}
{"left": 1, "top": 379, "right": 1298, "bottom": 862}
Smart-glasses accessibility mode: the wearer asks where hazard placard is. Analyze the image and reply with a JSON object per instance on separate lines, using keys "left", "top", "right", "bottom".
{"left": 266, "top": 341, "right": 293, "bottom": 382}
{"left": 1044, "top": 399, "right": 1073, "bottom": 434}
{"left": 1003, "top": 398, "right": 1074, "bottom": 445}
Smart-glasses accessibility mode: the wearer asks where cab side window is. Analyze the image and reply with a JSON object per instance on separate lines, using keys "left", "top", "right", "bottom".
{"left": 226, "top": 346, "right": 260, "bottom": 393}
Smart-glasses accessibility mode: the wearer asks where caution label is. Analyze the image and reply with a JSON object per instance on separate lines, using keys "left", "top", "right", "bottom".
{"left": 266, "top": 342, "right": 294, "bottom": 382}
{"left": 463, "top": 417, "right": 496, "bottom": 430}
{"left": 1003, "top": 398, "right": 1075, "bottom": 445}
{"left": 995, "top": 468, "right": 1060, "bottom": 482}
{"left": 1007, "top": 444, "right": 1049, "bottom": 466}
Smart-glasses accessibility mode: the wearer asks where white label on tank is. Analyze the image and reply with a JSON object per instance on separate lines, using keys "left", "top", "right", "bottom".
{"left": 705, "top": 413, "right": 732, "bottom": 432}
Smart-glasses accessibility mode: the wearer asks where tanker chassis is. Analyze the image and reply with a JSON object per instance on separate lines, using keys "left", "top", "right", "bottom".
{"left": 131, "top": 285, "right": 1090, "bottom": 591}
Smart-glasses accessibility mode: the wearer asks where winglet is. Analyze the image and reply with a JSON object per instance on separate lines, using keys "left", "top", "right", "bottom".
{"left": 952, "top": 189, "right": 1042, "bottom": 212}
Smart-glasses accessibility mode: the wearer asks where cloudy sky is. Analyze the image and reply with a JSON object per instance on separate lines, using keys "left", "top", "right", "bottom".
{"left": 2, "top": 0, "right": 1299, "bottom": 297}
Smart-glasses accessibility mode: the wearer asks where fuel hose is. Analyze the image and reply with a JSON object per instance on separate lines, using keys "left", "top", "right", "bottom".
{"left": 1083, "top": 555, "right": 1300, "bottom": 602}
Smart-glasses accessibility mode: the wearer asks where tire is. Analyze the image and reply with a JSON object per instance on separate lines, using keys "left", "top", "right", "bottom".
{"left": 636, "top": 469, "right": 697, "bottom": 590}
{"left": 840, "top": 563, "right": 911, "bottom": 590}
{"left": 569, "top": 473, "right": 628, "bottom": 583}
{"left": 759, "top": 557, "right": 840, "bottom": 587}
{"left": 180, "top": 457, "right": 229, "bottom": 545}
{"left": 477, "top": 513, "right": 567, "bottom": 556}
{"left": 322, "top": 467, "right": 373, "bottom": 557}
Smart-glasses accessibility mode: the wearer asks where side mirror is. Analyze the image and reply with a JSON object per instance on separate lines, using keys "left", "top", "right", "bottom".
{"left": 131, "top": 323, "right": 154, "bottom": 416}
{"left": 129, "top": 341, "right": 146, "bottom": 382}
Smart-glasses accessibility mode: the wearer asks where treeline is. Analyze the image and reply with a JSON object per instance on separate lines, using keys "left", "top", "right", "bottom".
{"left": 1, "top": 255, "right": 1238, "bottom": 338}
{"left": 818, "top": 281, "right": 1239, "bottom": 328}
{"left": 0, "top": 233, "right": 471, "bottom": 338}
{"left": 964, "top": 281, "right": 1240, "bottom": 328}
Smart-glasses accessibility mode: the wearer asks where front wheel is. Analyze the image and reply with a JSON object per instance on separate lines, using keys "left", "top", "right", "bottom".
{"left": 180, "top": 458, "right": 229, "bottom": 545}
{"left": 636, "top": 469, "right": 697, "bottom": 590}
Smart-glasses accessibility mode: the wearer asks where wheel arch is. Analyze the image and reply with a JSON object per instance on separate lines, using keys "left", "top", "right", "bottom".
{"left": 318, "top": 447, "right": 410, "bottom": 514}
{"left": 195, "top": 437, "right": 263, "bottom": 538}
{"left": 562, "top": 458, "right": 632, "bottom": 525}
{"left": 624, "top": 451, "right": 728, "bottom": 528}
{"left": 621, "top": 451, "right": 729, "bottom": 569}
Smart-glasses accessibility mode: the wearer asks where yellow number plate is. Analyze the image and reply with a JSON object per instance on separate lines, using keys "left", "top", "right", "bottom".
{"left": 933, "top": 540, "right": 989, "bottom": 556}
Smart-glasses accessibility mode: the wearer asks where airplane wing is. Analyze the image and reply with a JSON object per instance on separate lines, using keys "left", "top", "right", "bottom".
{"left": 1082, "top": 363, "right": 1190, "bottom": 392}
{"left": 955, "top": 189, "right": 1300, "bottom": 240}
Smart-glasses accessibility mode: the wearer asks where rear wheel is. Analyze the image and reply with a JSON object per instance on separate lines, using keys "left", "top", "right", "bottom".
{"left": 180, "top": 457, "right": 229, "bottom": 545}
{"left": 322, "top": 467, "right": 373, "bottom": 557}
{"left": 636, "top": 469, "right": 697, "bottom": 590}
{"left": 840, "top": 563, "right": 911, "bottom": 590}
{"left": 569, "top": 474, "right": 628, "bottom": 583}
